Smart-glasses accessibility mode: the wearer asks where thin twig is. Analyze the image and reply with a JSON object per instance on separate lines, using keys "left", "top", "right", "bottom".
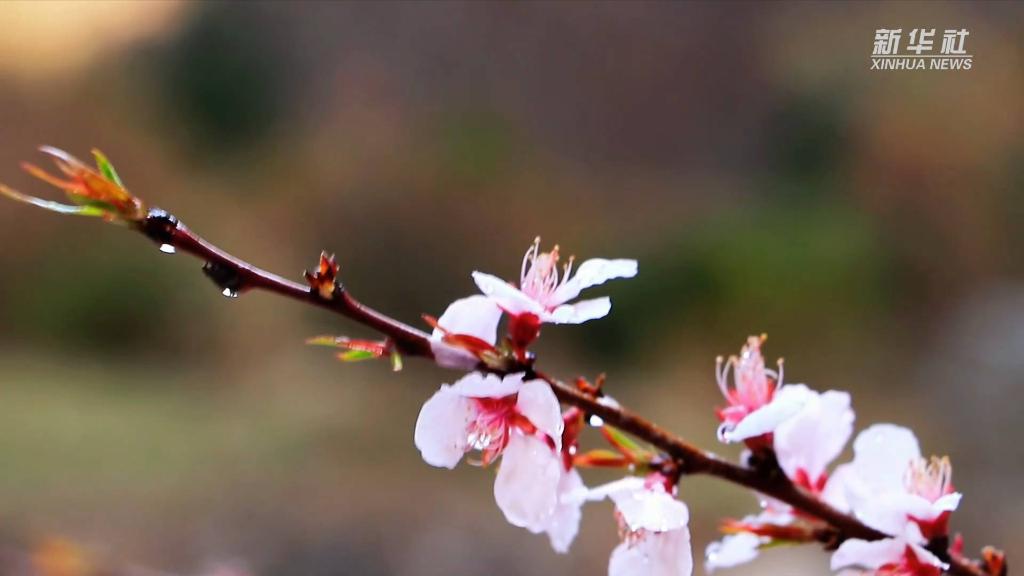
{"left": 132, "top": 207, "right": 988, "bottom": 576}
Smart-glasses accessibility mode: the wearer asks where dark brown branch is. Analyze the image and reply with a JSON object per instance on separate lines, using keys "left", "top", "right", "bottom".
{"left": 131, "top": 207, "right": 989, "bottom": 576}
{"left": 140, "top": 210, "right": 432, "bottom": 357}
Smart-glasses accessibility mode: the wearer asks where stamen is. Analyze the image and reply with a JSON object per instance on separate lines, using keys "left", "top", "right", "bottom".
{"left": 561, "top": 255, "right": 576, "bottom": 289}
{"left": 715, "top": 355, "right": 734, "bottom": 398}
{"left": 905, "top": 456, "right": 954, "bottom": 501}
{"left": 521, "top": 237, "right": 540, "bottom": 283}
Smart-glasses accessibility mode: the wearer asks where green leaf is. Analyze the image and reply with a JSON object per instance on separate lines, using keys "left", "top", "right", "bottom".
{"left": 92, "top": 149, "right": 123, "bottom": 187}
{"left": 602, "top": 425, "right": 650, "bottom": 458}
{"left": 0, "top": 185, "right": 107, "bottom": 217}
{"left": 338, "top": 349, "right": 377, "bottom": 362}
{"left": 390, "top": 349, "right": 403, "bottom": 372}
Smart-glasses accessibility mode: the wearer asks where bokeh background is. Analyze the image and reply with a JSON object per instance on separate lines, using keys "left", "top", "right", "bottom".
{"left": 0, "top": 1, "right": 1021, "bottom": 575}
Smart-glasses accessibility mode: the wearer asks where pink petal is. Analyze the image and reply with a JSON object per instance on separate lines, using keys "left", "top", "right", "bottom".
{"left": 547, "top": 467, "right": 586, "bottom": 554}
{"left": 516, "top": 379, "right": 564, "bottom": 451}
{"left": 705, "top": 533, "right": 762, "bottom": 572}
{"left": 493, "top": 433, "right": 562, "bottom": 532}
{"left": 414, "top": 384, "right": 476, "bottom": 469}
{"left": 472, "top": 271, "right": 544, "bottom": 315}
{"left": 609, "top": 526, "right": 693, "bottom": 576}
{"left": 450, "top": 372, "right": 524, "bottom": 399}
{"left": 545, "top": 297, "right": 612, "bottom": 324}
{"left": 432, "top": 295, "right": 502, "bottom": 345}
{"left": 723, "top": 384, "right": 811, "bottom": 442}
{"left": 774, "top": 389, "right": 854, "bottom": 482}
{"left": 550, "top": 258, "right": 638, "bottom": 305}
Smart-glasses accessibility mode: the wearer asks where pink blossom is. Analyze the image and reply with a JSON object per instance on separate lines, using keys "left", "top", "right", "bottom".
{"left": 471, "top": 238, "right": 637, "bottom": 330}
{"left": 428, "top": 295, "right": 502, "bottom": 370}
{"left": 415, "top": 372, "right": 581, "bottom": 541}
{"left": 828, "top": 424, "right": 961, "bottom": 539}
{"left": 588, "top": 476, "right": 693, "bottom": 576}
{"left": 705, "top": 389, "right": 853, "bottom": 571}
{"left": 715, "top": 336, "right": 807, "bottom": 445}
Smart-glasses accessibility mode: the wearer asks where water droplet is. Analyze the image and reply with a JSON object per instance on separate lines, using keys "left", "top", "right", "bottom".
{"left": 222, "top": 288, "right": 238, "bottom": 298}
{"left": 588, "top": 414, "right": 604, "bottom": 427}
{"left": 158, "top": 243, "right": 176, "bottom": 254}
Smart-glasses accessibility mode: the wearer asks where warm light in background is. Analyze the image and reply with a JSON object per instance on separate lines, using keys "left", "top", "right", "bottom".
{"left": 0, "top": 0, "right": 184, "bottom": 78}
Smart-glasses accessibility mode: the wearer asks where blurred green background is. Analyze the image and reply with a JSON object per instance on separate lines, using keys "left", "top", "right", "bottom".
{"left": 0, "top": 1, "right": 1021, "bottom": 575}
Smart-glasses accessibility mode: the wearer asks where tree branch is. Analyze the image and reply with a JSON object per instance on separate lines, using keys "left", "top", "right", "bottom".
{"left": 125, "top": 207, "right": 992, "bottom": 576}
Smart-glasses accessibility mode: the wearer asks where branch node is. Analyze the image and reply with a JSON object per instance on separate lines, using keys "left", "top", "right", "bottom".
{"left": 140, "top": 208, "right": 179, "bottom": 246}
{"left": 304, "top": 251, "right": 342, "bottom": 300}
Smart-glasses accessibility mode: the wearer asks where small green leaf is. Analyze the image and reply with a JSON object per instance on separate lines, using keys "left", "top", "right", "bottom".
{"left": 338, "top": 349, "right": 377, "bottom": 362}
{"left": 390, "top": 349, "right": 403, "bottom": 372}
{"left": 92, "top": 149, "right": 123, "bottom": 187}
{"left": 602, "top": 425, "right": 651, "bottom": 459}
{"left": 0, "top": 185, "right": 107, "bottom": 217}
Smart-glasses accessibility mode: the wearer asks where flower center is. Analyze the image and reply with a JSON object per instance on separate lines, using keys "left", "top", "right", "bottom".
{"left": 904, "top": 456, "right": 954, "bottom": 503}
{"left": 716, "top": 335, "right": 781, "bottom": 416}
{"left": 520, "top": 237, "right": 574, "bottom": 308}
{"left": 468, "top": 396, "right": 518, "bottom": 464}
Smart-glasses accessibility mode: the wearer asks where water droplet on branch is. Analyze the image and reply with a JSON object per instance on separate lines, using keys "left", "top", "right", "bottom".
{"left": 203, "top": 261, "right": 244, "bottom": 299}
{"left": 588, "top": 414, "right": 604, "bottom": 427}
{"left": 158, "top": 244, "right": 176, "bottom": 254}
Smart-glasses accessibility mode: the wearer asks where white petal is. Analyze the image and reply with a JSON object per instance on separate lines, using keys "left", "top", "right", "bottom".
{"left": 821, "top": 464, "right": 854, "bottom": 512}
{"left": 414, "top": 384, "right": 475, "bottom": 469}
{"left": 472, "top": 271, "right": 544, "bottom": 315}
{"left": 831, "top": 537, "right": 904, "bottom": 571}
{"left": 859, "top": 493, "right": 930, "bottom": 535}
{"left": 723, "top": 384, "right": 812, "bottom": 442}
{"left": 774, "top": 389, "right": 854, "bottom": 482}
{"left": 432, "top": 295, "right": 502, "bottom": 345}
{"left": 588, "top": 476, "right": 689, "bottom": 532}
{"left": 705, "top": 533, "right": 762, "bottom": 572}
{"left": 610, "top": 526, "right": 693, "bottom": 576}
{"left": 547, "top": 468, "right": 586, "bottom": 553}
{"left": 451, "top": 372, "right": 524, "bottom": 399}
{"left": 934, "top": 492, "right": 962, "bottom": 513}
{"left": 545, "top": 297, "right": 612, "bottom": 324}
{"left": 586, "top": 476, "right": 647, "bottom": 502}
{"left": 609, "top": 486, "right": 689, "bottom": 533}
{"left": 516, "top": 379, "right": 564, "bottom": 450}
{"left": 850, "top": 424, "right": 921, "bottom": 494}
{"left": 494, "top": 433, "right": 562, "bottom": 532}
{"left": 550, "top": 258, "right": 638, "bottom": 304}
